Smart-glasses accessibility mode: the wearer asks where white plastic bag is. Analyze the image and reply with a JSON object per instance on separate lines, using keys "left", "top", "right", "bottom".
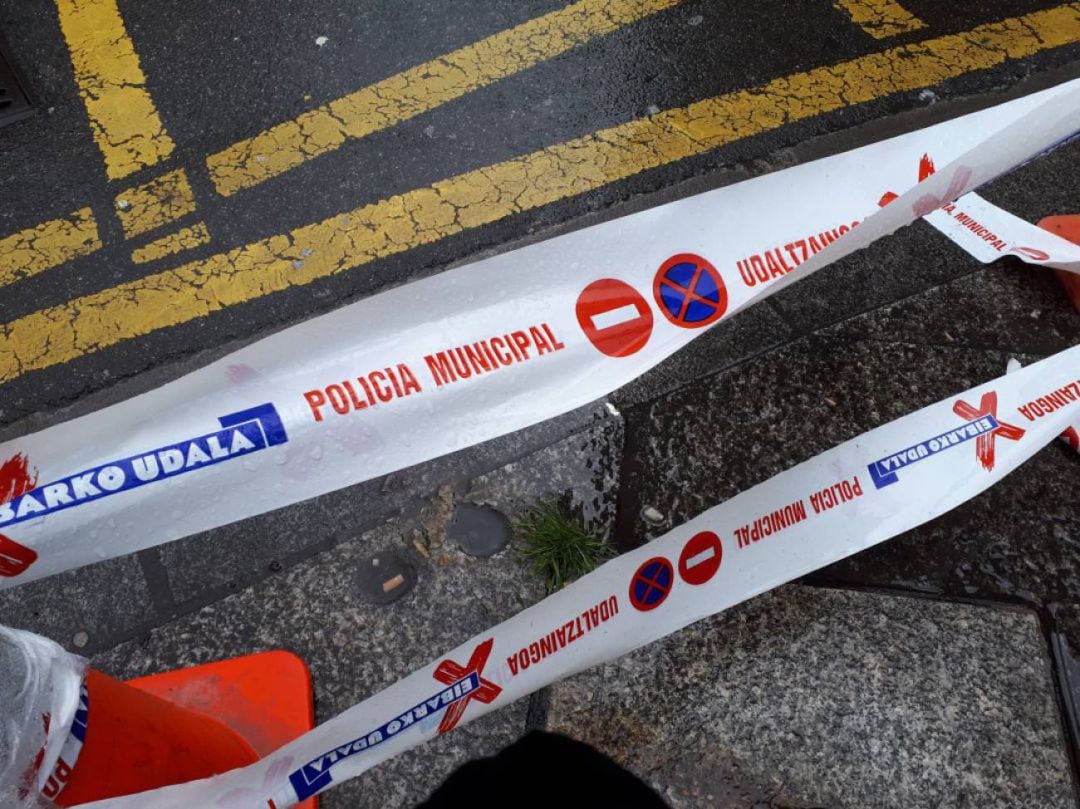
{"left": 0, "top": 626, "right": 86, "bottom": 807}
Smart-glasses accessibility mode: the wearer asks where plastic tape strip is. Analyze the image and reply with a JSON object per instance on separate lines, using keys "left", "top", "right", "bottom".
{"left": 1007, "top": 358, "right": 1080, "bottom": 452}
{"left": 83, "top": 343, "right": 1080, "bottom": 808}
{"left": 927, "top": 192, "right": 1080, "bottom": 272}
{"left": 2, "top": 79, "right": 1080, "bottom": 588}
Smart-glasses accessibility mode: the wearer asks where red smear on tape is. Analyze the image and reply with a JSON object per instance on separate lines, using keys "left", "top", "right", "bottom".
{"left": 952, "top": 392, "right": 1025, "bottom": 472}
{"left": 878, "top": 153, "right": 936, "bottom": 208}
{"left": 0, "top": 453, "right": 39, "bottom": 577}
{"left": 0, "top": 452, "right": 37, "bottom": 502}
{"left": 226, "top": 363, "right": 262, "bottom": 386}
{"left": 918, "top": 153, "right": 936, "bottom": 181}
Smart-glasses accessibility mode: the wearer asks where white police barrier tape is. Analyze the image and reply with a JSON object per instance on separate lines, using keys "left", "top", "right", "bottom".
{"left": 79, "top": 344, "right": 1080, "bottom": 808}
{"left": 2, "top": 79, "right": 1079, "bottom": 590}
{"left": 927, "top": 192, "right": 1080, "bottom": 272}
{"left": 1007, "top": 358, "right": 1080, "bottom": 453}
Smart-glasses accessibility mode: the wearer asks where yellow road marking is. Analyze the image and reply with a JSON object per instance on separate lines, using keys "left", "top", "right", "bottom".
{"left": 131, "top": 222, "right": 211, "bottom": 264}
{"left": 115, "top": 169, "right": 198, "bottom": 239}
{"left": 835, "top": 0, "right": 926, "bottom": 39}
{"left": 206, "top": 0, "right": 681, "bottom": 197}
{"left": 4, "top": 3, "right": 1079, "bottom": 383}
{"left": 55, "top": 0, "right": 175, "bottom": 179}
{"left": 2, "top": 0, "right": 670, "bottom": 257}
{"left": 0, "top": 208, "right": 101, "bottom": 289}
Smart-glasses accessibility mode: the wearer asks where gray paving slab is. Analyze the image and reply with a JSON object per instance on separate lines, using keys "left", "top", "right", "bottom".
{"left": 613, "top": 252, "right": 1080, "bottom": 802}
{"left": 0, "top": 401, "right": 616, "bottom": 659}
{"left": 464, "top": 406, "right": 623, "bottom": 537}
{"left": 97, "top": 515, "right": 538, "bottom": 809}
{"left": 95, "top": 514, "right": 537, "bottom": 695}
{"left": 157, "top": 401, "right": 613, "bottom": 606}
{"left": 611, "top": 136, "right": 1080, "bottom": 548}
{"left": 612, "top": 302, "right": 792, "bottom": 409}
{"left": 618, "top": 336, "right": 1017, "bottom": 546}
{"left": 799, "top": 258, "right": 1080, "bottom": 759}
{"left": 0, "top": 554, "right": 155, "bottom": 653}
{"left": 824, "top": 262, "right": 1078, "bottom": 358}
{"left": 616, "top": 255, "right": 1080, "bottom": 546}
{"left": 89, "top": 407, "right": 622, "bottom": 808}
{"left": 767, "top": 221, "right": 979, "bottom": 337}
{"left": 547, "top": 585, "right": 1074, "bottom": 809}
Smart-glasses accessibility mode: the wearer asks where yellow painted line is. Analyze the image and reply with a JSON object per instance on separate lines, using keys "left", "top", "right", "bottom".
{"left": 835, "top": 0, "right": 926, "bottom": 39}
{"left": 206, "top": 0, "right": 682, "bottom": 197}
{"left": 131, "top": 222, "right": 211, "bottom": 265}
{"left": 115, "top": 169, "right": 197, "bottom": 239}
{"left": 55, "top": 0, "right": 175, "bottom": 179}
{"left": 4, "top": 3, "right": 1080, "bottom": 383}
{"left": 0, "top": 208, "right": 101, "bottom": 289}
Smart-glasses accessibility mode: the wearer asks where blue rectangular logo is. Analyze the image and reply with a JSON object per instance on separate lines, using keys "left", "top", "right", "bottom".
{"left": 289, "top": 673, "right": 480, "bottom": 801}
{"left": 867, "top": 415, "right": 996, "bottom": 489}
{"left": 0, "top": 403, "right": 288, "bottom": 527}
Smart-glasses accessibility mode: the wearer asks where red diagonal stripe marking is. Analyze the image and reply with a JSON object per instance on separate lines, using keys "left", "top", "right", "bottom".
{"left": 661, "top": 273, "right": 719, "bottom": 310}
{"left": 432, "top": 639, "right": 501, "bottom": 734}
{"left": 433, "top": 660, "right": 467, "bottom": 684}
{"left": 466, "top": 638, "right": 494, "bottom": 672}
{"left": 437, "top": 700, "right": 469, "bottom": 735}
{"left": 952, "top": 400, "right": 981, "bottom": 421}
{"left": 952, "top": 392, "right": 1025, "bottom": 472}
{"left": 994, "top": 422, "right": 1027, "bottom": 441}
{"left": 663, "top": 281, "right": 717, "bottom": 309}
{"left": 473, "top": 683, "right": 501, "bottom": 704}
{"left": 976, "top": 433, "right": 994, "bottom": 471}
{"left": 676, "top": 265, "right": 705, "bottom": 320}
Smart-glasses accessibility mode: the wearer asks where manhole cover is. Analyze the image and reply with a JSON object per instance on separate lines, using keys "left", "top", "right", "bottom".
{"left": 0, "top": 32, "right": 34, "bottom": 128}
{"left": 447, "top": 503, "right": 511, "bottom": 557}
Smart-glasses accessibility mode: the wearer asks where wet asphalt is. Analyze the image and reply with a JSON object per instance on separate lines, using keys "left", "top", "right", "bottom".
{"left": 0, "top": 0, "right": 1077, "bottom": 418}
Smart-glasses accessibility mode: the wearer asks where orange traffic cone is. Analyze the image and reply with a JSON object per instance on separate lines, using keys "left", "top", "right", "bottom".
{"left": 46, "top": 651, "right": 315, "bottom": 807}
{"left": 54, "top": 669, "right": 259, "bottom": 805}
{"left": 1038, "top": 215, "right": 1080, "bottom": 313}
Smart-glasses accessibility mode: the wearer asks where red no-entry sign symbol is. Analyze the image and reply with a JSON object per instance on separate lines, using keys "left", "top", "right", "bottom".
{"left": 576, "top": 278, "right": 654, "bottom": 358}
{"left": 0, "top": 534, "right": 36, "bottom": 578}
{"left": 678, "top": 531, "right": 722, "bottom": 586}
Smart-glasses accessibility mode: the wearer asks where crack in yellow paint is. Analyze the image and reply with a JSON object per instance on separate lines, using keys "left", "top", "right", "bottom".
{"left": 0, "top": 208, "right": 102, "bottom": 289}
{"left": 835, "top": 0, "right": 926, "bottom": 39}
{"left": 115, "top": 169, "right": 197, "bottom": 239}
{"left": 55, "top": 0, "right": 175, "bottom": 179}
{"left": 131, "top": 222, "right": 211, "bottom": 264}
{"left": 4, "top": 3, "right": 1080, "bottom": 383}
{"left": 206, "top": 0, "right": 682, "bottom": 197}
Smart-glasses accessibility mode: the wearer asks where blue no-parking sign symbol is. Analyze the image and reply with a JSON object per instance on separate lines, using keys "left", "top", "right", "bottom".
{"left": 653, "top": 253, "right": 727, "bottom": 328}
{"left": 629, "top": 557, "right": 674, "bottom": 612}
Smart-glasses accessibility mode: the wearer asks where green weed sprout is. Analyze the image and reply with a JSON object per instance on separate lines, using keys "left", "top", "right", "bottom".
{"left": 514, "top": 501, "right": 612, "bottom": 594}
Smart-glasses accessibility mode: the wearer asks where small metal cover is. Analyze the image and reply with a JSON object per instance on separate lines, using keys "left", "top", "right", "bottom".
{"left": 0, "top": 31, "right": 34, "bottom": 128}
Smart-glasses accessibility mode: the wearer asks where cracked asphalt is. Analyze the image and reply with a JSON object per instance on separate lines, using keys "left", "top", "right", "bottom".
{"left": 1, "top": 0, "right": 1079, "bottom": 417}
{"left": 1, "top": 1, "right": 1080, "bottom": 806}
